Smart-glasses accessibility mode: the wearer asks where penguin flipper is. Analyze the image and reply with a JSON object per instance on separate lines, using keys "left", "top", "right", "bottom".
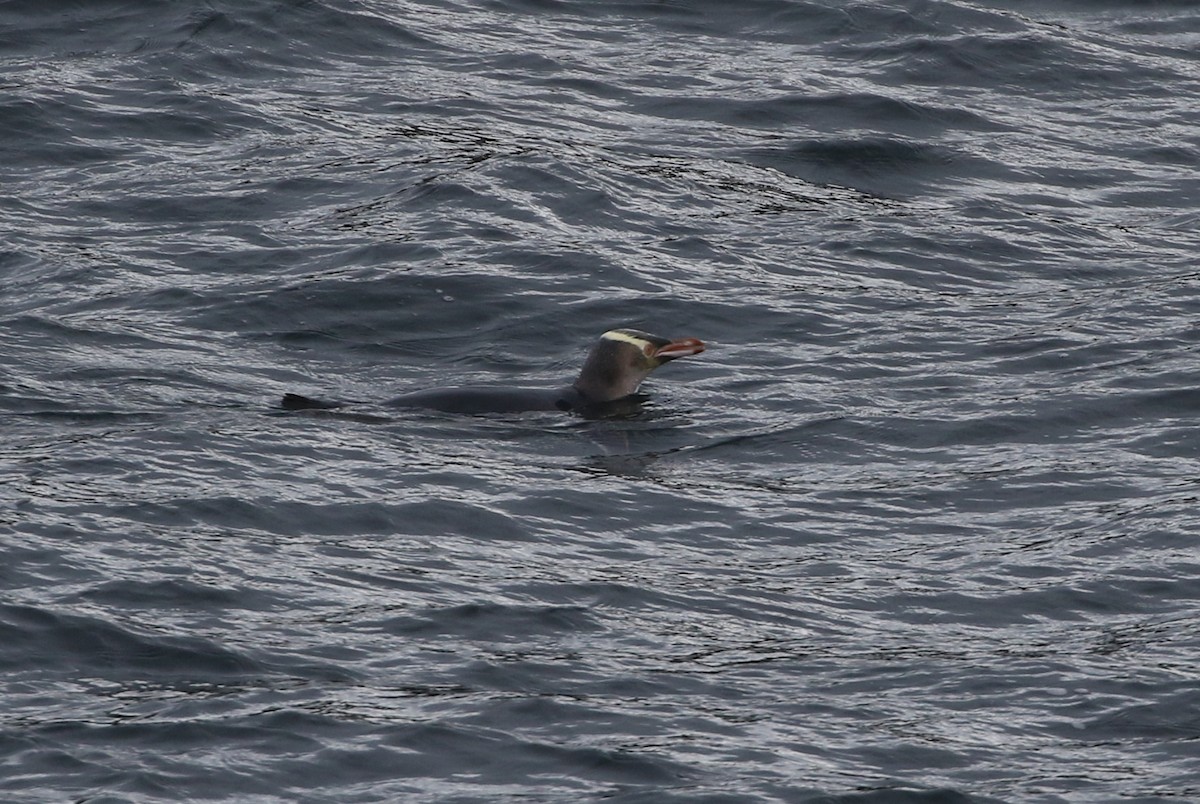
{"left": 281, "top": 393, "right": 344, "bottom": 411}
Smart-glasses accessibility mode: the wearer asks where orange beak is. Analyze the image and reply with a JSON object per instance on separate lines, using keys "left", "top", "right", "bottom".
{"left": 654, "top": 337, "right": 706, "bottom": 361}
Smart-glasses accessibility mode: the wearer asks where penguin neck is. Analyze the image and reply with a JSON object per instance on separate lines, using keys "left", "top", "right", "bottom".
{"left": 570, "top": 377, "right": 640, "bottom": 405}
{"left": 561, "top": 384, "right": 648, "bottom": 419}
{"left": 571, "top": 358, "right": 648, "bottom": 403}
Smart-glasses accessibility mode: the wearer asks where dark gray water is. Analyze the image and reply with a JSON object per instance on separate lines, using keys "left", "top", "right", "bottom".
{"left": 3, "top": 1, "right": 1200, "bottom": 802}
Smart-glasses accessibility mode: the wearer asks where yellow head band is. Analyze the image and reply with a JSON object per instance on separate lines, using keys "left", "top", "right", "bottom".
{"left": 600, "top": 329, "right": 653, "bottom": 349}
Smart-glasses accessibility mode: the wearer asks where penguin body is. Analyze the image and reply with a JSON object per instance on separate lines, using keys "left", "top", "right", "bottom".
{"left": 383, "top": 385, "right": 577, "bottom": 414}
{"left": 281, "top": 328, "right": 704, "bottom": 418}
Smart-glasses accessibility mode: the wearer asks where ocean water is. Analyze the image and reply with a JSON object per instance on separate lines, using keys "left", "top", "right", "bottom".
{"left": 3, "top": 1, "right": 1199, "bottom": 801}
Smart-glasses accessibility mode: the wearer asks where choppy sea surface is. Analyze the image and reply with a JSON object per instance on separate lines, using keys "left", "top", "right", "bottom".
{"left": 3, "top": 1, "right": 1200, "bottom": 802}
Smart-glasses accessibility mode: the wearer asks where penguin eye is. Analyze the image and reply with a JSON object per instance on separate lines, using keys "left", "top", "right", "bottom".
{"left": 642, "top": 343, "right": 655, "bottom": 357}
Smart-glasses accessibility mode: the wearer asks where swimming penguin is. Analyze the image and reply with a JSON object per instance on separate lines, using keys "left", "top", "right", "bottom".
{"left": 280, "top": 328, "right": 705, "bottom": 417}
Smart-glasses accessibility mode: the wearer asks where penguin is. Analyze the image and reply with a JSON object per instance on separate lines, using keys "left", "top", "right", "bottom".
{"left": 280, "top": 328, "right": 705, "bottom": 418}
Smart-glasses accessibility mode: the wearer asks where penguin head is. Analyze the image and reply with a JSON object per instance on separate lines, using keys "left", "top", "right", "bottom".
{"left": 572, "top": 328, "right": 705, "bottom": 402}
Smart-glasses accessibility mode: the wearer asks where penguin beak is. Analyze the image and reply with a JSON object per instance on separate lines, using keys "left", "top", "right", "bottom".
{"left": 653, "top": 337, "right": 706, "bottom": 361}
